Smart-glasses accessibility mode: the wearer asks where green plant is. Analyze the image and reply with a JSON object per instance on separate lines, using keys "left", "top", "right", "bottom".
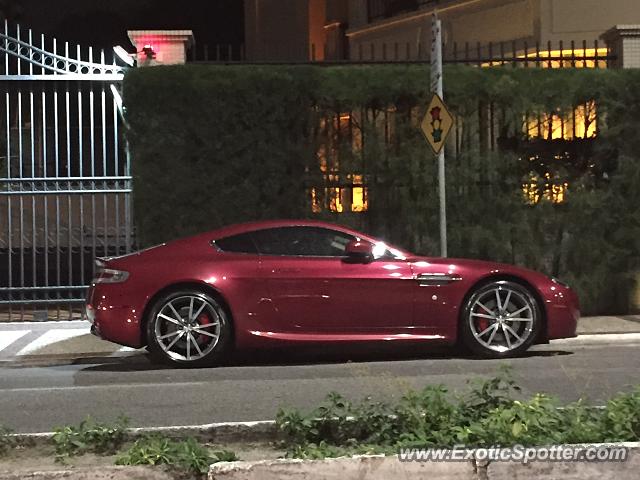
{"left": 275, "top": 372, "right": 640, "bottom": 458}
{"left": 116, "top": 434, "right": 236, "bottom": 474}
{"left": 52, "top": 415, "right": 129, "bottom": 460}
{"left": 600, "top": 386, "right": 640, "bottom": 442}
{"left": 0, "top": 426, "right": 16, "bottom": 456}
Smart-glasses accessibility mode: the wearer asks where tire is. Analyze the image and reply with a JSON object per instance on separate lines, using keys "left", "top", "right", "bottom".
{"left": 146, "top": 289, "right": 233, "bottom": 367}
{"left": 460, "top": 280, "right": 541, "bottom": 358}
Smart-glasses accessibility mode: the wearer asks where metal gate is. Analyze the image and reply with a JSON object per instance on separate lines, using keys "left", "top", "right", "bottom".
{"left": 0, "top": 22, "right": 133, "bottom": 321}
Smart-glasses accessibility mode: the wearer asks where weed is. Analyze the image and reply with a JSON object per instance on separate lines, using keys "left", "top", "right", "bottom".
{"left": 116, "top": 434, "right": 237, "bottom": 474}
{"left": 0, "top": 426, "right": 16, "bottom": 456}
{"left": 52, "top": 415, "right": 129, "bottom": 460}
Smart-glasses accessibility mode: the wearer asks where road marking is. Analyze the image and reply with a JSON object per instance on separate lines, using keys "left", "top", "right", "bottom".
{"left": 0, "top": 320, "right": 89, "bottom": 328}
{"left": 10, "top": 419, "right": 277, "bottom": 437}
{"left": 0, "top": 380, "right": 215, "bottom": 393}
{"left": 0, "top": 330, "right": 31, "bottom": 353}
{"left": 108, "top": 346, "right": 140, "bottom": 357}
{"left": 551, "top": 333, "right": 640, "bottom": 345}
{"left": 16, "top": 328, "right": 89, "bottom": 356}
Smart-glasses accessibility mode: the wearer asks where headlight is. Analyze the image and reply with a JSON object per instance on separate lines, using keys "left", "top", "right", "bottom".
{"left": 551, "top": 277, "right": 570, "bottom": 288}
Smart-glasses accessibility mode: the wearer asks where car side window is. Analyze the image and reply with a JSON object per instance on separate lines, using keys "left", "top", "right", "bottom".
{"left": 251, "top": 227, "right": 355, "bottom": 257}
{"left": 214, "top": 232, "right": 258, "bottom": 254}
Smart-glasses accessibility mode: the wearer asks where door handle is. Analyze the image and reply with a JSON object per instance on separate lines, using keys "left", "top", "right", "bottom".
{"left": 415, "top": 273, "right": 462, "bottom": 286}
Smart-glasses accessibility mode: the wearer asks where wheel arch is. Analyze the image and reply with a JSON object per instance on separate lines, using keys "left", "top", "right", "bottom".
{"left": 140, "top": 281, "right": 235, "bottom": 346}
{"left": 457, "top": 274, "right": 548, "bottom": 344}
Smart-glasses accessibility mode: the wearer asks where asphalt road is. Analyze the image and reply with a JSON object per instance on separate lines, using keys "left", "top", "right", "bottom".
{"left": 1, "top": 338, "right": 639, "bottom": 433}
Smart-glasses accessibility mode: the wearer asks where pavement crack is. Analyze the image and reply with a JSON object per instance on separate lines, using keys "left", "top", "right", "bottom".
{"left": 473, "top": 457, "right": 490, "bottom": 480}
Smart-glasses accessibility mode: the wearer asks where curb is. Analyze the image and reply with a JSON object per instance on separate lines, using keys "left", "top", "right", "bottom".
{"left": 208, "top": 443, "right": 640, "bottom": 480}
{"left": 0, "top": 466, "right": 176, "bottom": 480}
{"left": 10, "top": 420, "right": 278, "bottom": 445}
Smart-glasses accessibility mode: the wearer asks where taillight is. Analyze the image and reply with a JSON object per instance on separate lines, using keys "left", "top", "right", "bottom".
{"left": 93, "top": 259, "right": 129, "bottom": 284}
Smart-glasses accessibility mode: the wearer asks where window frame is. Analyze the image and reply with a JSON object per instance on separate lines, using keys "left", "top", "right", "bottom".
{"left": 212, "top": 226, "right": 357, "bottom": 259}
{"left": 249, "top": 226, "right": 357, "bottom": 259}
{"left": 212, "top": 226, "right": 409, "bottom": 261}
{"left": 210, "top": 232, "right": 259, "bottom": 256}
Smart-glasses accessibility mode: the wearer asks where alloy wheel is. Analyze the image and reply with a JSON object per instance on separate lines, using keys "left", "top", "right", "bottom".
{"left": 153, "top": 295, "right": 222, "bottom": 362}
{"left": 467, "top": 284, "right": 536, "bottom": 353}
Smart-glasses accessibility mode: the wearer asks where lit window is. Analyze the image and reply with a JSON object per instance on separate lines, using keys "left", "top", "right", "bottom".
{"left": 522, "top": 48, "right": 610, "bottom": 69}
{"left": 523, "top": 171, "right": 568, "bottom": 205}
{"left": 483, "top": 48, "right": 610, "bottom": 69}
{"left": 312, "top": 111, "right": 368, "bottom": 213}
{"left": 526, "top": 101, "right": 597, "bottom": 140}
{"left": 309, "top": 174, "right": 368, "bottom": 214}
{"left": 330, "top": 186, "right": 344, "bottom": 213}
{"left": 350, "top": 174, "right": 368, "bottom": 212}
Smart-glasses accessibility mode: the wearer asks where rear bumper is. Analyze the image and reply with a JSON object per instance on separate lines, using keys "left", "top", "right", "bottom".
{"left": 84, "top": 284, "right": 145, "bottom": 348}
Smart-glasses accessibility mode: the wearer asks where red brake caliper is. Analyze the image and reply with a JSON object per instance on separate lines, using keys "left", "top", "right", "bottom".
{"left": 196, "top": 312, "right": 211, "bottom": 344}
{"left": 476, "top": 308, "right": 489, "bottom": 332}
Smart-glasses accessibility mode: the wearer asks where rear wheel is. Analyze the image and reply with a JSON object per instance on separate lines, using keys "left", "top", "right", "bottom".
{"left": 146, "top": 289, "right": 232, "bottom": 367}
{"left": 461, "top": 281, "right": 540, "bottom": 358}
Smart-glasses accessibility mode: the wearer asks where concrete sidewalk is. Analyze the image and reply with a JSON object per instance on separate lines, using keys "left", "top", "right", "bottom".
{"left": 0, "top": 316, "right": 638, "bottom": 365}
{"left": 0, "top": 320, "right": 136, "bottom": 364}
{"left": 577, "top": 315, "right": 640, "bottom": 334}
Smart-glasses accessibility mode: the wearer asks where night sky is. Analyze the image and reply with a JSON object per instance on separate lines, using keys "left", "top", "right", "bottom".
{"left": 9, "top": 0, "right": 244, "bottom": 51}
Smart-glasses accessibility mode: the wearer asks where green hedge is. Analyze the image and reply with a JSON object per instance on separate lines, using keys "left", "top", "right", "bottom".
{"left": 123, "top": 65, "right": 640, "bottom": 315}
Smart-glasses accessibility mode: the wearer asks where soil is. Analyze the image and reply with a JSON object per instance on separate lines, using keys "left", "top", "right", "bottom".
{"left": 0, "top": 440, "right": 284, "bottom": 473}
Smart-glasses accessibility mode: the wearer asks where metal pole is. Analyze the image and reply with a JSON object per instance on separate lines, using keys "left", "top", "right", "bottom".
{"left": 431, "top": 13, "right": 447, "bottom": 258}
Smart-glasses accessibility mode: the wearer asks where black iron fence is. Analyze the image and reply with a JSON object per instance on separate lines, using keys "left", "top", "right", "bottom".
{"left": 188, "top": 40, "right": 614, "bottom": 69}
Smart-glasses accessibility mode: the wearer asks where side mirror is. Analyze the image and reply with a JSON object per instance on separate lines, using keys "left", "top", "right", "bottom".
{"left": 343, "top": 240, "right": 374, "bottom": 263}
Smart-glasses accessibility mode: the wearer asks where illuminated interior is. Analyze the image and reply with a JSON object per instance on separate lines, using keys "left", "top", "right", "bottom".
{"left": 526, "top": 101, "right": 597, "bottom": 140}
{"left": 310, "top": 174, "right": 368, "bottom": 213}
{"left": 522, "top": 48, "right": 610, "bottom": 69}
{"left": 312, "top": 112, "right": 368, "bottom": 213}
{"left": 522, "top": 171, "right": 569, "bottom": 205}
{"left": 515, "top": 49, "right": 603, "bottom": 203}
{"left": 351, "top": 174, "right": 368, "bottom": 212}
{"left": 483, "top": 48, "right": 610, "bottom": 69}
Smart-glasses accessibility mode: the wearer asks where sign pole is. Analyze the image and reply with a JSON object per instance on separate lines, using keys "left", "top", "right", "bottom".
{"left": 431, "top": 12, "right": 447, "bottom": 258}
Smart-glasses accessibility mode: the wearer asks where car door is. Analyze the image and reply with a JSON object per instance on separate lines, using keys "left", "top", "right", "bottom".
{"left": 410, "top": 258, "right": 464, "bottom": 336}
{"left": 253, "top": 226, "right": 415, "bottom": 333}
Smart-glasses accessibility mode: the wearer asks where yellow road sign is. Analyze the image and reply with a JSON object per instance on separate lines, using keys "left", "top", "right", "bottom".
{"left": 421, "top": 94, "right": 454, "bottom": 155}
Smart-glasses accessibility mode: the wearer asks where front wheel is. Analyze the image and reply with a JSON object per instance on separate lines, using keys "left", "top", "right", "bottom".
{"left": 460, "top": 281, "right": 541, "bottom": 358}
{"left": 146, "top": 290, "right": 232, "bottom": 367}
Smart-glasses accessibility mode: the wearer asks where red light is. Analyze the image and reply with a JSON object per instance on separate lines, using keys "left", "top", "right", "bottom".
{"left": 141, "top": 44, "right": 156, "bottom": 60}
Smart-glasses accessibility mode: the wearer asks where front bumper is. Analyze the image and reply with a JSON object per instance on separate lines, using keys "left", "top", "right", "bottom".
{"left": 546, "top": 285, "right": 580, "bottom": 340}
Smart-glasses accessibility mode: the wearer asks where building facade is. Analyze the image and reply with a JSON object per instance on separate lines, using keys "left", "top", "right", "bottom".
{"left": 244, "top": 0, "right": 640, "bottom": 64}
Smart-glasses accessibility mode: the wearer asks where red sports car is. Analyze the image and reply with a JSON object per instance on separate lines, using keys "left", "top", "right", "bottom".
{"left": 85, "top": 220, "right": 579, "bottom": 367}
